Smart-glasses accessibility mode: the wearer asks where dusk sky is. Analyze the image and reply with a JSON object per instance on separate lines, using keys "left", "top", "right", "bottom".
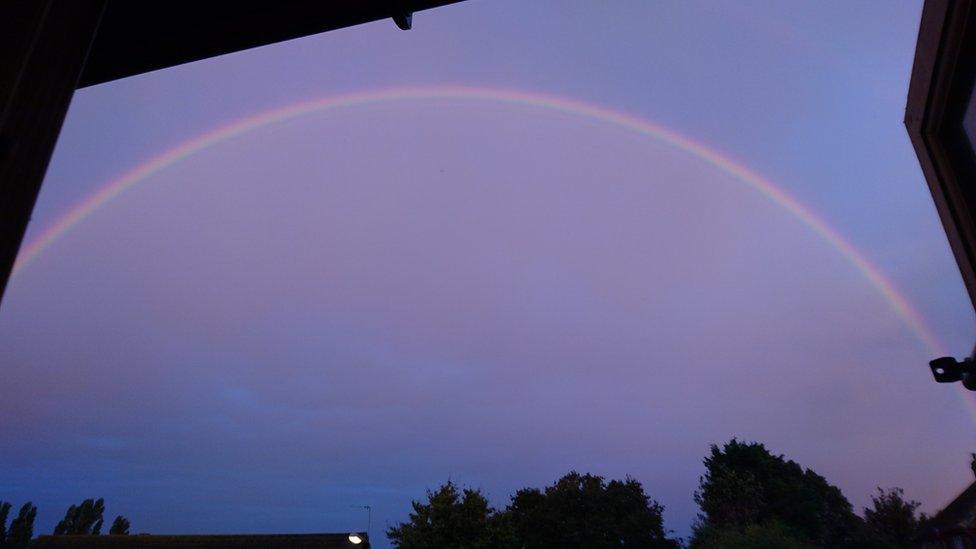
{"left": 2, "top": 1, "right": 975, "bottom": 545}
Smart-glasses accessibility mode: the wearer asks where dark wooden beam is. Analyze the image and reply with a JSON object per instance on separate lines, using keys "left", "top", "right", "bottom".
{"left": 906, "top": 0, "right": 976, "bottom": 313}
{"left": 905, "top": 1, "right": 976, "bottom": 311}
{"left": 0, "top": 0, "right": 106, "bottom": 303}
{"left": 79, "top": 0, "right": 465, "bottom": 88}
{"left": 0, "top": 0, "right": 467, "bottom": 306}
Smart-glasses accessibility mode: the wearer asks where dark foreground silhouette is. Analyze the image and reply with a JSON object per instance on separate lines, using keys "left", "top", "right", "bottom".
{"left": 387, "top": 439, "right": 927, "bottom": 548}
{"left": 0, "top": 439, "right": 936, "bottom": 548}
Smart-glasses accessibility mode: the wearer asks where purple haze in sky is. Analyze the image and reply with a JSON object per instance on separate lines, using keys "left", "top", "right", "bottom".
{"left": 1, "top": 1, "right": 974, "bottom": 545}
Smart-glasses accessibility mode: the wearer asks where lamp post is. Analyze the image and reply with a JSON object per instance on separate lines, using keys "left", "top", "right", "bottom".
{"left": 350, "top": 505, "right": 371, "bottom": 544}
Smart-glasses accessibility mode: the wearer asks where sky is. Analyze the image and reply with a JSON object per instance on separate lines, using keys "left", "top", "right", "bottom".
{"left": 1, "top": 0, "right": 974, "bottom": 545}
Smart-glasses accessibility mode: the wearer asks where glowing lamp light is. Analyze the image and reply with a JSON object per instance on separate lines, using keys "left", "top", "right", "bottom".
{"left": 348, "top": 533, "right": 363, "bottom": 544}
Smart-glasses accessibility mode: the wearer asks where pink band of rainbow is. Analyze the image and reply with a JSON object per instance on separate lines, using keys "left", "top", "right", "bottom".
{"left": 13, "top": 85, "right": 946, "bottom": 359}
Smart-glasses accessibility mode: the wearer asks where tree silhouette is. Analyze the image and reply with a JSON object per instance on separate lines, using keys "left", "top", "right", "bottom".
{"left": 6, "top": 502, "right": 37, "bottom": 549}
{"left": 54, "top": 498, "right": 105, "bottom": 535}
{"left": 692, "top": 439, "right": 860, "bottom": 547}
{"left": 387, "top": 480, "right": 504, "bottom": 548}
{"left": 0, "top": 501, "right": 10, "bottom": 544}
{"left": 507, "top": 471, "right": 678, "bottom": 548}
{"left": 691, "top": 521, "right": 816, "bottom": 548}
{"left": 388, "top": 474, "right": 677, "bottom": 548}
{"left": 109, "top": 515, "right": 131, "bottom": 536}
{"left": 859, "top": 487, "right": 922, "bottom": 548}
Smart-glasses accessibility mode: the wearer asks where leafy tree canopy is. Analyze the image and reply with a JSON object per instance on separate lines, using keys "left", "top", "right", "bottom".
{"left": 109, "top": 515, "right": 131, "bottom": 536}
{"left": 0, "top": 501, "right": 10, "bottom": 544}
{"left": 54, "top": 498, "right": 105, "bottom": 536}
{"left": 690, "top": 520, "right": 817, "bottom": 549}
{"left": 858, "top": 487, "right": 923, "bottom": 548}
{"left": 693, "top": 439, "right": 860, "bottom": 547}
{"left": 0, "top": 501, "right": 37, "bottom": 549}
{"left": 387, "top": 480, "right": 503, "bottom": 548}
{"left": 508, "top": 471, "right": 678, "bottom": 548}
{"left": 388, "top": 473, "right": 678, "bottom": 548}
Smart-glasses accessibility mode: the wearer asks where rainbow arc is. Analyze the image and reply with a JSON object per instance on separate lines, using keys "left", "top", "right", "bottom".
{"left": 13, "top": 85, "right": 946, "bottom": 359}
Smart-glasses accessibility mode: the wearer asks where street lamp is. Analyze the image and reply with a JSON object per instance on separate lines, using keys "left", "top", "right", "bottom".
{"left": 350, "top": 504, "right": 371, "bottom": 544}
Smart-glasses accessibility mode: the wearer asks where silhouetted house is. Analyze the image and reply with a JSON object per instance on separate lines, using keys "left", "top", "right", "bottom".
{"left": 918, "top": 482, "right": 976, "bottom": 547}
{"left": 29, "top": 533, "right": 369, "bottom": 549}
{"left": 917, "top": 456, "right": 976, "bottom": 547}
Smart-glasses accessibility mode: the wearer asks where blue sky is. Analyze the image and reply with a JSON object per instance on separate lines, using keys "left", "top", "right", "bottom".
{"left": 2, "top": 1, "right": 973, "bottom": 545}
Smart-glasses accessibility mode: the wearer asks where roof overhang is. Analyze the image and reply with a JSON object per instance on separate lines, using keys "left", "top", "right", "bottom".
{"left": 78, "top": 0, "right": 465, "bottom": 88}
{"left": 0, "top": 0, "right": 467, "bottom": 306}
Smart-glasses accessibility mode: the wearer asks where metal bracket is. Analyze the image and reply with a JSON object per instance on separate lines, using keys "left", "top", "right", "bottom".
{"left": 929, "top": 356, "right": 976, "bottom": 390}
{"left": 393, "top": 12, "right": 412, "bottom": 30}
{"left": 391, "top": 2, "right": 413, "bottom": 31}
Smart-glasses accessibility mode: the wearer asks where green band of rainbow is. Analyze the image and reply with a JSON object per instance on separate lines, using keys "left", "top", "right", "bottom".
{"left": 13, "top": 85, "right": 945, "bottom": 359}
